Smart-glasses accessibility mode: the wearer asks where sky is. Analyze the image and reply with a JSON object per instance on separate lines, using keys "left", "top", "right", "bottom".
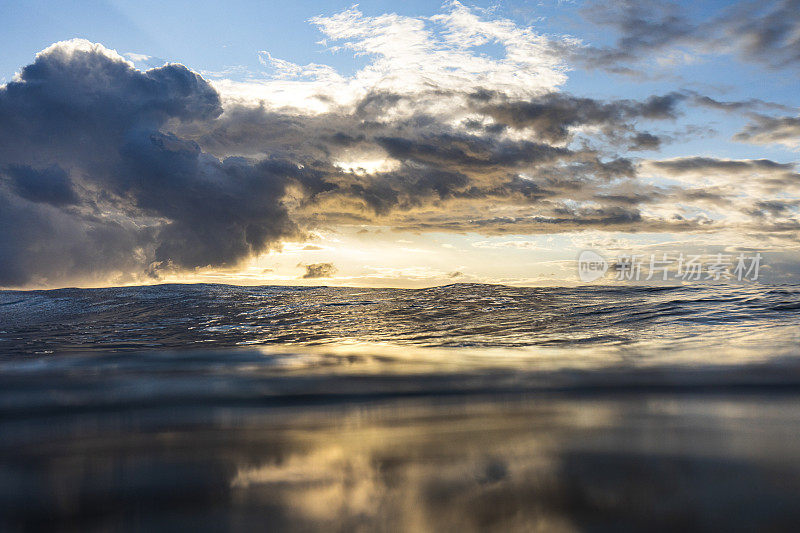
{"left": 0, "top": 0, "right": 799, "bottom": 288}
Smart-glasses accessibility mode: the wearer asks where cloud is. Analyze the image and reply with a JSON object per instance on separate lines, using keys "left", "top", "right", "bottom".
{"left": 0, "top": 39, "right": 304, "bottom": 286}
{"left": 628, "top": 132, "right": 662, "bottom": 151}
{"left": 2, "top": 164, "right": 79, "bottom": 206}
{"left": 575, "top": 0, "right": 698, "bottom": 72}
{"left": 473, "top": 91, "right": 685, "bottom": 144}
{"left": 472, "top": 240, "right": 539, "bottom": 249}
{"left": 645, "top": 157, "right": 800, "bottom": 187}
{"left": 306, "top": 2, "right": 569, "bottom": 98}
{"left": 733, "top": 114, "right": 800, "bottom": 149}
{"left": 719, "top": 0, "right": 800, "bottom": 69}
{"left": 642, "top": 157, "right": 800, "bottom": 232}
{"left": 0, "top": 189, "right": 147, "bottom": 286}
{"left": 216, "top": 1, "right": 570, "bottom": 113}
{"left": 647, "top": 157, "right": 797, "bottom": 175}
{"left": 682, "top": 92, "right": 800, "bottom": 150}
{"left": 749, "top": 199, "right": 800, "bottom": 217}
{"left": 0, "top": 3, "right": 798, "bottom": 287}
{"left": 689, "top": 93, "right": 795, "bottom": 114}
{"left": 300, "top": 262, "right": 337, "bottom": 279}
{"left": 575, "top": 0, "right": 800, "bottom": 73}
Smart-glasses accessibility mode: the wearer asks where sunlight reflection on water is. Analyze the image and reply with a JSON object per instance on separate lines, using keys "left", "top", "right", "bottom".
{"left": 4, "top": 393, "right": 800, "bottom": 531}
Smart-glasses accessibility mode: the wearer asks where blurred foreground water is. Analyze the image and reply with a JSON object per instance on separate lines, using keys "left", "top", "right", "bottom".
{"left": 1, "top": 284, "right": 800, "bottom": 531}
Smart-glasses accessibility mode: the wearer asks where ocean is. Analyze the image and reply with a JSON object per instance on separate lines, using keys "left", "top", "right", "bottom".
{"left": 2, "top": 284, "right": 800, "bottom": 531}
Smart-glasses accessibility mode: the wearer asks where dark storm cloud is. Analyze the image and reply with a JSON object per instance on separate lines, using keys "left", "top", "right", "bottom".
{"left": 576, "top": 0, "right": 800, "bottom": 72}
{"left": 300, "top": 262, "right": 337, "bottom": 279}
{"left": 115, "top": 132, "right": 300, "bottom": 268}
{"left": 2, "top": 164, "right": 79, "bottom": 206}
{"left": 0, "top": 43, "right": 220, "bottom": 168}
{"left": 0, "top": 189, "right": 148, "bottom": 286}
{"left": 0, "top": 41, "right": 307, "bottom": 285}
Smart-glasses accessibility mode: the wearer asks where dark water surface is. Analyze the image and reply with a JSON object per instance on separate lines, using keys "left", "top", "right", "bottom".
{"left": 2, "top": 284, "right": 800, "bottom": 531}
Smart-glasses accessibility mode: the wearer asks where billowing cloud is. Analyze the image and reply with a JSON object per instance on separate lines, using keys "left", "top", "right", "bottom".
{"left": 0, "top": 40, "right": 307, "bottom": 285}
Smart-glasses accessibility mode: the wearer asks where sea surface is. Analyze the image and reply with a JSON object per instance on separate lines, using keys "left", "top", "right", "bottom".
{"left": 1, "top": 283, "right": 800, "bottom": 531}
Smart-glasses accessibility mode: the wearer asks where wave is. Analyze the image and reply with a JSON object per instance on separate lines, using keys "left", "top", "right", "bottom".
{"left": 1, "top": 283, "right": 799, "bottom": 356}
